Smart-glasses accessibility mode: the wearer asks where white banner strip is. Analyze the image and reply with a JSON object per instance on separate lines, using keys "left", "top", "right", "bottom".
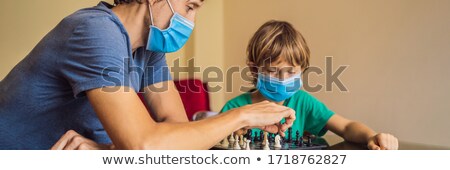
{"left": 0, "top": 150, "right": 449, "bottom": 170}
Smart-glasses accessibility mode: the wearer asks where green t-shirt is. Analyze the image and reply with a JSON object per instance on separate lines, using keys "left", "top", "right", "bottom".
{"left": 220, "top": 90, "right": 335, "bottom": 138}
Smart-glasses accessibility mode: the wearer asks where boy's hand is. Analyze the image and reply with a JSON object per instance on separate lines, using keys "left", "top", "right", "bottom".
{"left": 367, "top": 133, "right": 398, "bottom": 150}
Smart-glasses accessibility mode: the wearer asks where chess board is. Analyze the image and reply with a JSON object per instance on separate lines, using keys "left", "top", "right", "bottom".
{"left": 211, "top": 136, "right": 329, "bottom": 150}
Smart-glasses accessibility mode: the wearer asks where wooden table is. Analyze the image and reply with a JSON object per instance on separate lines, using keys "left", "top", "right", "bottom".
{"left": 323, "top": 135, "right": 450, "bottom": 150}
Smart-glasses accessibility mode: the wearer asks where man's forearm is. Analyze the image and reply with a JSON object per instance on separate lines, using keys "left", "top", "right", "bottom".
{"left": 143, "top": 82, "right": 189, "bottom": 123}
{"left": 122, "top": 109, "right": 247, "bottom": 150}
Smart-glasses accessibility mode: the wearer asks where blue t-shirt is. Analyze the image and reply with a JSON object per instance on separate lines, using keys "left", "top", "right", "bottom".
{"left": 0, "top": 2, "right": 172, "bottom": 149}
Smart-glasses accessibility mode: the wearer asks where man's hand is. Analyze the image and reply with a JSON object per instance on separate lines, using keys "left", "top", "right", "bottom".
{"left": 50, "top": 130, "right": 114, "bottom": 150}
{"left": 367, "top": 133, "right": 399, "bottom": 150}
{"left": 233, "top": 101, "right": 296, "bottom": 137}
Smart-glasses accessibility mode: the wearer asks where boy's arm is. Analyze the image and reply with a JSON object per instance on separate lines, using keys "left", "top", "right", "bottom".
{"left": 325, "top": 114, "right": 398, "bottom": 150}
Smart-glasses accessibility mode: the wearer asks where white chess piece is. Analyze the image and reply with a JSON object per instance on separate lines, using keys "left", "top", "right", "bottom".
{"left": 242, "top": 138, "right": 247, "bottom": 149}
{"left": 229, "top": 133, "right": 235, "bottom": 143}
{"left": 216, "top": 140, "right": 222, "bottom": 146}
{"left": 262, "top": 132, "right": 268, "bottom": 146}
{"left": 221, "top": 137, "right": 229, "bottom": 148}
{"left": 239, "top": 135, "right": 244, "bottom": 146}
{"left": 274, "top": 135, "right": 282, "bottom": 148}
{"left": 233, "top": 135, "right": 241, "bottom": 150}
{"left": 245, "top": 139, "right": 251, "bottom": 150}
{"left": 263, "top": 139, "right": 270, "bottom": 150}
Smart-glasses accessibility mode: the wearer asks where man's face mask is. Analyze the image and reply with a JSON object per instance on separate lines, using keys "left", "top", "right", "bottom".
{"left": 147, "top": 0, "right": 194, "bottom": 53}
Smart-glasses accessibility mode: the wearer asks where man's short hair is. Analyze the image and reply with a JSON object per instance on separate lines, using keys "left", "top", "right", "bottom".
{"left": 114, "top": 0, "right": 144, "bottom": 4}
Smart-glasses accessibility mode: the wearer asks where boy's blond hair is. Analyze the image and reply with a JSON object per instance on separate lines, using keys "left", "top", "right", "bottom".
{"left": 247, "top": 20, "right": 310, "bottom": 82}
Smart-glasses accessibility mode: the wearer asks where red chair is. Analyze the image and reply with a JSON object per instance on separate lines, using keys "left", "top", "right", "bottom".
{"left": 138, "top": 79, "right": 211, "bottom": 121}
{"left": 173, "top": 79, "right": 211, "bottom": 121}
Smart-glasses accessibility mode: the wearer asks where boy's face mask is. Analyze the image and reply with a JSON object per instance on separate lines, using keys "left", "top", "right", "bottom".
{"left": 256, "top": 72, "right": 303, "bottom": 102}
{"left": 146, "top": 0, "right": 194, "bottom": 53}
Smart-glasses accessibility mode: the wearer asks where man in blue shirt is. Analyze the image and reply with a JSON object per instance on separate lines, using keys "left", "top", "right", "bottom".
{"left": 0, "top": 0, "right": 296, "bottom": 150}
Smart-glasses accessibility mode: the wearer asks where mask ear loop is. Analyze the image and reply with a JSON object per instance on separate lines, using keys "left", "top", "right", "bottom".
{"left": 149, "top": 0, "right": 175, "bottom": 26}
{"left": 148, "top": 1, "right": 155, "bottom": 26}
{"left": 166, "top": 0, "right": 176, "bottom": 14}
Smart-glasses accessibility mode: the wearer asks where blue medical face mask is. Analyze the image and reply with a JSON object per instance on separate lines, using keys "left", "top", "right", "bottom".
{"left": 256, "top": 72, "right": 303, "bottom": 102}
{"left": 146, "top": 0, "right": 194, "bottom": 53}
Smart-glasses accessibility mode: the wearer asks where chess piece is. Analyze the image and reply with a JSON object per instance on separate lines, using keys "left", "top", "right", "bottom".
{"left": 239, "top": 135, "right": 244, "bottom": 146}
{"left": 245, "top": 139, "right": 251, "bottom": 150}
{"left": 295, "top": 131, "right": 300, "bottom": 143}
{"left": 246, "top": 129, "right": 253, "bottom": 140}
{"left": 287, "top": 128, "right": 293, "bottom": 143}
{"left": 262, "top": 132, "right": 268, "bottom": 146}
{"left": 259, "top": 131, "right": 264, "bottom": 142}
{"left": 229, "top": 133, "right": 235, "bottom": 143}
{"left": 279, "top": 136, "right": 284, "bottom": 145}
{"left": 298, "top": 136, "right": 304, "bottom": 147}
{"left": 307, "top": 136, "right": 312, "bottom": 147}
{"left": 263, "top": 139, "right": 270, "bottom": 150}
{"left": 216, "top": 138, "right": 222, "bottom": 146}
{"left": 299, "top": 137, "right": 304, "bottom": 147}
{"left": 234, "top": 135, "right": 241, "bottom": 150}
{"left": 242, "top": 138, "right": 247, "bottom": 149}
{"left": 221, "top": 137, "right": 230, "bottom": 148}
{"left": 274, "top": 135, "right": 282, "bottom": 148}
{"left": 216, "top": 139, "right": 223, "bottom": 146}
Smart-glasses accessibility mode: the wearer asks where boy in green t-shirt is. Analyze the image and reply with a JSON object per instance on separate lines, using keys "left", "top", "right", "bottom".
{"left": 221, "top": 20, "right": 398, "bottom": 150}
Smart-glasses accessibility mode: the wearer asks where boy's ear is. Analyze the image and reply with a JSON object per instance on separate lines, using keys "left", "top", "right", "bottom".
{"left": 246, "top": 61, "right": 259, "bottom": 84}
{"left": 246, "top": 61, "right": 259, "bottom": 80}
{"left": 246, "top": 61, "right": 257, "bottom": 73}
{"left": 246, "top": 61, "right": 255, "bottom": 67}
